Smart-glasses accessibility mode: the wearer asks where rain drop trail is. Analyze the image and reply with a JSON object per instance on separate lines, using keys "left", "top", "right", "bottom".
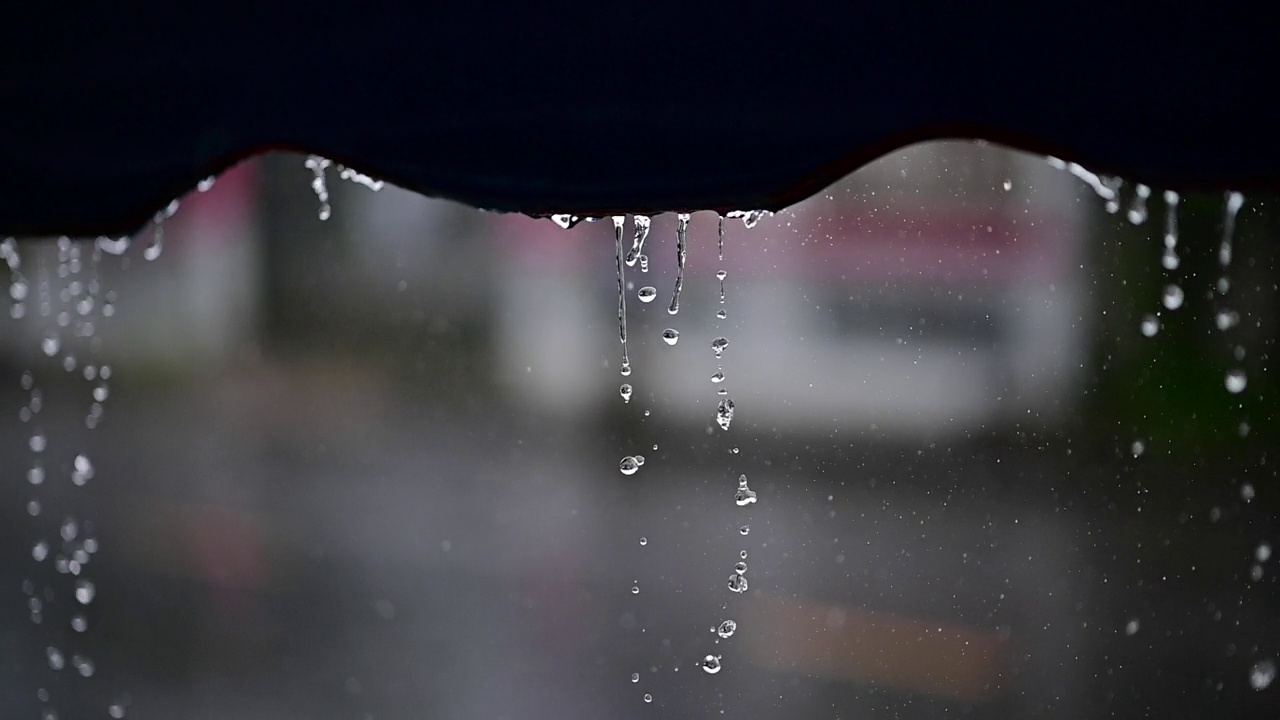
{"left": 144, "top": 214, "right": 164, "bottom": 261}
{"left": 716, "top": 270, "right": 727, "bottom": 305}
{"left": 1220, "top": 191, "right": 1244, "bottom": 270}
{"left": 625, "top": 215, "right": 652, "bottom": 267}
{"left": 1162, "top": 191, "right": 1180, "bottom": 271}
{"left": 668, "top": 213, "right": 690, "bottom": 315}
{"left": 1216, "top": 192, "right": 1247, "bottom": 398}
{"left": 717, "top": 214, "right": 725, "bottom": 261}
{"left": 305, "top": 155, "right": 332, "bottom": 221}
{"left": 1126, "top": 183, "right": 1150, "bottom": 225}
{"left": 613, "top": 216, "right": 631, "bottom": 377}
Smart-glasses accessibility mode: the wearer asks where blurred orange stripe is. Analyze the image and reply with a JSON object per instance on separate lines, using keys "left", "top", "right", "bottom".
{"left": 740, "top": 596, "right": 1010, "bottom": 703}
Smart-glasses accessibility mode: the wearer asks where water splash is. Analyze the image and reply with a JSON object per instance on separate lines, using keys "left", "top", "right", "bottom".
{"left": 550, "top": 214, "right": 581, "bottom": 230}
{"left": 625, "top": 215, "right": 652, "bottom": 267}
{"left": 716, "top": 398, "right": 735, "bottom": 431}
{"left": 668, "top": 213, "right": 690, "bottom": 315}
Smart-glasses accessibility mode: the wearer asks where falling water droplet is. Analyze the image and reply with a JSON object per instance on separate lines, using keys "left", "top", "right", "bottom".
{"left": 701, "top": 655, "right": 722, "bottom": 674}
{"left": 625, "top": 216, "right": 652, "bottom": 267}
{"left": 1225, "top": 369, "right": 1248, "bottom": 394}
{"left": 634, "top": 455, "right": 645, "bottom": 466}
{"left": 727, "top": 574, "right": 749, "bottom": 593}
{"left": 1216, "top": 310, "right": 1240, "bottom": 331}
{"left": 716, "top": 398, "right": 735, "bottom": 431}
{"left": 620, "top": 456, "right": 640, "bottom": 476}
{"left": 29, "top": 432, "right": 47, "bottom": 453}
{"left": 1125, "top": 619, "right": 1140, "bottom": 636}
{"left": 72, "top": 454, "right": 94, "bottom": 485}
{"left": 637, "top": 286, "right": 657, "bottom": 303}
{"left": 33, "top": 540, "right": 49, "bottom": 561}
{"left": 1002, "top": 179, "right": 1013, "bottom": 191}
{"left": 717, "top": 620, "right": 737, "bottom": 638}
{"left": 739, "top": 524, "right": 749, "bottom": 535}
{"left": 734, "top": 561, "right": 748, "bottom": 574}
{"left": 1250, "top": 659, "right": 1276, "bottom": 690}
{"left": 716, "top": 309, "right": 727, "bottom": 319}
{"left": 631, "top": 672, "right": 640, "bottom": 683}
{"left": 108, "top": 703, "right": 127, "bottom": 719}
{"left": 41, "top": 333, "right": 60, "bottom": 357}
{"left": 46, "top": 647, "right": 65, "bottom": 671}
{"left": 71, "top": 614, "right": 88, "bottom": 633}
{"left": 631, "top": 586, "right": 640, "bottom": 595}
{"left": 27, "top": 464, "right": 45, "bottom": 485}
{"left": 661, "top": 328, "right": 680, "bottom": 346}
{"left": 74, "top": 579, "right": 95, "bottom": 605}
{"left": 1139, "top": 314, "right": 1160, "bottom": 338}
{"left": 1131, "top": 440, "right": 1146, "bottom": 457}
{"left": 734, "top": 475, "right": 757, "bottom": 506}
{"left": 1161, "top": 247, "right": 1180, "bottom": 270}
{"left": 620, "top": 384, "right": 633, "bottom": 403}
{"left": 1127, "top": 183, "right": 1151, "bottom": 225}
{"left": 711, "top": 337, "right": 729, "bottom": 359}
{"left": 72, "top": 655, "right": 94, "bottom": 677}
{"left": 668, "top": 213, "right": 689, "bottom": 315}
{"left": 1161, "top": 285, "right": 1184, "bottom": 310}
{"left": 639, "top": 537, "right": 647, "bottom": 546}
{"left": 711, "top": 371, "right": 725, "bottom": 383}
{"left": 643, "top": 693, "right": 653, "bottom": 703}
{"left": 1257, "top": 543, "right": 1272, "bottom": 562}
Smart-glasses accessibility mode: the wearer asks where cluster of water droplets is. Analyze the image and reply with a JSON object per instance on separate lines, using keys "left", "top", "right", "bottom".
{"left": 2, "top": 187, "right": 172, "bottom": 717}
{"left": 305, "top": 155, "right": 385, "bottom": 221}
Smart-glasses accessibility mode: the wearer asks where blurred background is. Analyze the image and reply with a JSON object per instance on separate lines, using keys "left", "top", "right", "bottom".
{"left": 1, "top": 142, "right": 1278, "bottom": 719}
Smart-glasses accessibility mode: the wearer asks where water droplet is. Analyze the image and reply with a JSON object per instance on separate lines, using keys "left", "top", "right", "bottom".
{"left": 74, "top": 579, "right": 95, "bottom": 605}
{"left": 197, "top": 175, "right": 217, "bottom": 192}
{"left": 701, "top": 655, "right": 722, "bottom": 674}
{"left": 1226, "top": 369, "right": 1248, "bottom": 394}
{"left": 639, "top": 537, "right": 647, "bottom": 546}
{"left": 60, "top": 518, "right": 78, "bottom": 542}
{"left": 661, "top": 328, "right": 680, "bottom": 346}
{"left": 711, "top": 337, "right": 729, "bottom": 358}
{"left": 727, "top": 574, "right": 749, "bottom": 593}
{"left": 46, "top": 646, "right": 64, "bottom": 671}
{"left": 41, "top": 333, "right": 60, "bottom": 357}
{"left": 711, "top": 371, "right": 725, "bottom": 383}
{"left": 740, "top": 549, "right": 748, "bottom": 559}
{"left": 620, "top": 457, "right": 640, "bottom": 476}
{"left": 739, "top": 525, "right": 749, "bottom": 535}
{"left": 1257, "top": 544, "right": 1272, "bottom": 562}
{"left": 1242, "top": 483, "right": 1256, "bottom": 501}
{"left": 716, "top": 398, "right": 735, "bottom": 431}
{"left": 550, "top": 214, "right": 580, "bottom": 230}
{"left": 28, "top": 464, "right": 45, "bottom": 485}
{"left": 71, "top": 614, "right": 87, "bottom": 633}
{"left": 643, "top": 693, "right": 653, "bottom": 703}
{"left": 29, "top": 431, "right": 46, "bottom": 452}
{"left": 72, "top": 454, "right": 94, "bottom": 485}
{"left": 1250, "top": 659, "right": 1276, "bottom": 690}
{"left": 143, "top": 232, "right": 163, "bottom": 261}
{"left": 631, "top": 586, "right": 640, "bottom": 595}
{"left": 1139, "top": 315, "right": 1160, "bottom": 338}
{"left": 1131, "top": 440, "right": 1146, "bottom": 457}
{"left": 1161, "top": 284, "right": 1184, "bottom": 310}
{"left": 620, "top": 384, "right": 633, "bottom": 403}
{"left": 33, "top": 540, "right": 49, "bottom": 561}
{"left": 717, "top": 620, "right": 737, "bottom": 638}
{"left": 27, "top": 500, "right": 41, "bottom": 516}
{"left": 1216, "top": 310, "right": 1240, "bottom": 331}
{"left": 631, "top": 672, "right": 640, "bottom": 683}
{"left": 735, "top": 475, "right": 757, "bottom": 506}
{"left": 634, "top": 455, "right": 645, "bottom": 466}
{"left": 637, "top": 286, "right": 657, "bottom": 303}
{"left": 72, "top": 654, "right": 94, "bottom": 677}
{"left": 108, "top": 703, "right": 127, "bottom": 719}
{"left": 1161, "top": 247, "right": 1180, "bottom": 270}
{"left": 1125, "top": 619, "right": 1140, "bottom": 636}
{"left": 620, "top": 362, "right": 631, "bottom": 377}
{"left": 734, "top": 561, "right": 748, "bottom": 574}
